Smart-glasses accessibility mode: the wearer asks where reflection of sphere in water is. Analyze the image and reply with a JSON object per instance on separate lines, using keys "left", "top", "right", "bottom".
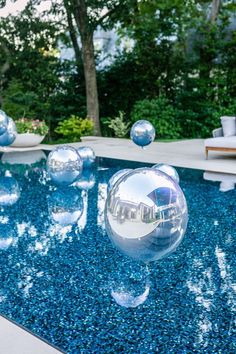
{"left": 0, "top": 224, "right": 15, "bottom": 250}
{"left": 0, "top": 117, "right": 17, "bottom": 146}
{"left": 77, "top": 146, "right": 96, "bottom": 168}
{"left": 73, "top": 170, "right": 96, "bottom": 190}
{"left": 153, "top": 163, "right": 179, "bottom": 184}
{"left": 0, "top": 110, "right": 8, "bottom": 135}
{"left": 107, "top": 169, "right": 132, "bottom": 194}
{"left": 0, "top": 176, "right": 20, "bottom": 206}
{"left": 48, "top": 187, "right": 84, "bottom": 225}
{"left": 47, "top": 146, "right": 83, "bottom": 186}
{"left": 130, "top": 120, "right": 155, "bottom": 148}
{"left": 105, "top": 168, "right": 188, "bottom": 263}
{"left": 110, "top": 261, "right": 150, "bottom": 308}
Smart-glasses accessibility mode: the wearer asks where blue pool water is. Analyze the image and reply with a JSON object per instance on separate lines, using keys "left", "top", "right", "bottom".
{"left": 0, "top": 152, "right": 235, "bottom": 353}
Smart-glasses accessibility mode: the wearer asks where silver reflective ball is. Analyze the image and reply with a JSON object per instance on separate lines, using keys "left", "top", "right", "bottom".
{"left": 0, "top": 110, "right": 8, "bottom": 135}
{"left": 107, "top": 169, "right": 132, "bottom": 193}
{"left": 153, "top": 163, "right": 180, "bottom": 184}
{"left": 0, "top": 176, "right": 20, "bottom": 206}
{"left": 72, "top": 169, "right": 96, "bottom": 190}
{"left": 77, "top": 146, "right": 96, "bottom": 168}
{"left": 105, "top": 168, "right": 188, "bottom": 263}
{"left": 48, "top": 187, "right": 84, "bottom": 225}
{"left": 0, "top": 117, "right": 17, "bottom": 146}
{"left": 130, "top": 120, "right": 155, "bottom": 147}
{"left": 47, "top": 146, "right": 83, "bottom": 186}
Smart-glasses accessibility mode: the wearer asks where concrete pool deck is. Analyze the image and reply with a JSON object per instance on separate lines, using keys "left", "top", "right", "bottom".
{"left": 1, "top": 137, "right": 236, "bottom": 174}
{"left": 0, "top": 137, "right": 235, "bottom": 353}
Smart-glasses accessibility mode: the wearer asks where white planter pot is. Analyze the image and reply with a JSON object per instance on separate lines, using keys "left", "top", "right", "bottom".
{"left": 11, "top": 133, "right": 45, "bottom": 147}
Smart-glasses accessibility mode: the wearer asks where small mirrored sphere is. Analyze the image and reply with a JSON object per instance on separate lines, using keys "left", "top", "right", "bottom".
{"left": 0, "top": 110, "right": 8, "bottom": 135}
{"left": 153, "top": 163, "right": 180, "bottom": 184}
{"left": 130, "top": 120, "right": 155, "bottom": 147}
{"left": 73, "top": 169, "right": 96, "bottom": 190}
{"left": 105, "top": 168, "right": 188, "bottom": 263}
{"left": 47, "top": 146, "right": 83, "bottom": 186}
{"left": 0, "top": 117, "right": 17, "bottom": 146}
{"left": 0, "top": 176, "right": 20, "bottom": 206}
{"left": 107, "top": 169, "right": 132, "bottom": 193}
{"left": 48, "top": 187, "right": 84, "bottom": 225}
{"left": 77, "top": 146, "right": 96, "bottom": 168}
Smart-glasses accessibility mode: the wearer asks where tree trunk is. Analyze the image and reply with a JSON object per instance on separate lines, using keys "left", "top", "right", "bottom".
{"left": 70, "top": 0, "right": 101, "bottom": 135}
{"left": 210, "top": 0, "right": 221, "bottom": 23}
{"left": 81, "top": 33, "right": 100, "bottom": 135}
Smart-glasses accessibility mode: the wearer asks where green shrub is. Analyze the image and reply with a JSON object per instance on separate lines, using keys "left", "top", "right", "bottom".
{"left": 130, "top": 97, "right": 182, "bottom": 139}
{"left": 55, "top": 115, "right": 94, "bottom": 142}
{"left": 103, "top": 111, "right": 131, "bottom": 138}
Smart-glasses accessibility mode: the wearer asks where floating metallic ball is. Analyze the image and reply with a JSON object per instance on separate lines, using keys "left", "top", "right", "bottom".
{"left": 0, "top": 176, "right": 20, "bottom": 206}
{"left": 130, "top": 120, "right": 155, "bottom": 148}
{"left": 47, "top": 146, "right": 83, "bottom": 186}
{"left": 0, "top": 117, "right": 17, "bottom": 146}
{"left": 48, "top": 187, "right": 84, "bottom": 225}
{"left": 107, "top": 169, "right": 132, "bottom": 193}
{"left": 77, "top": 146, "right": 96, "bottom": 168}
{"left": 0, "top": 110, "right": 8, "bottom": 135}
{"left": 105, "top": 168, "right": 188, "bottom": 263}
{"left": 153, "top": 163, "right": 180, "bottom": 184}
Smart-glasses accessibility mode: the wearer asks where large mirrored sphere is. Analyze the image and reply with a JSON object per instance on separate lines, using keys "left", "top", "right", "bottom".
{"left": 47, "top": 146, "right": 83, "bottom": 186}
{"left": 130, "top": 120, "right": 155, "bottom": 147}
{"left": 77, "top": 146, "right": 96, "bottom": 168}
{"left": 0, "top": 176, "right": 20, "bottom": 206}
{"left": 0, "top": 110, "right": 8, "bottom": 135}
{"left": 0, "top": 117, "right": 17, "bottom": 146}
{"left": 153, "top": 163, "right": 180, "bottom": 184}
{"left": 48, "top": 187, "right": 84, "bottom": 225}
{"left": 107, "top": 169, "right": 132, "bottom": 193}
{"left": 105, "top": 168, "right": 188, "bottom": 263}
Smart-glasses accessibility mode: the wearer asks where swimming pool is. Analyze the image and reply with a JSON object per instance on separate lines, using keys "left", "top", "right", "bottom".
{"left": 0, "top": 152, "right": 235, "bottom": 353}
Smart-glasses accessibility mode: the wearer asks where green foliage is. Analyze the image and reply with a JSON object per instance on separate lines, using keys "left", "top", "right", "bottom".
{"left": 131, "top": 97, "right": 182, "bottom": 139}
{"left": 2, "top": 80, "right": 41, "bottom": 119}
{"left": 104, "top": 111, "right": 131, "bottom": 138}
{"left": 55, "top": 115, "right": 94, "bottom": 142}
{"left": 15, "top": 118, "right": 49, "bottom": 136}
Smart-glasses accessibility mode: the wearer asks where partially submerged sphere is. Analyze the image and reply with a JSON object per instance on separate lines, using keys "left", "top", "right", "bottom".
{"left": 72, "top": 169, "right": 96, "bottom": 190}
{"left": 105, "top": 168, "right": 188, "bottom": 263}
{"left": 77, "top": 146, "right": 96, "bottom": 168}
{"left": 153, "top": 163, "right": 180, "bottom": 184}
{"left": 0, "top": 176, "right": 20, "bottom": 206}
{"left": 47, "top": 146, "right": 83, "bottom": 186}
{"left": 0, "top": 110, "right": 9, "bottom": 135}
{"left": 130, "top": 120, "right": 155, "bottom": 148}
{"left": 107, "top": 169, "right": 132, "bottom": 194}
{"left": 0, "top": 117, "right": 17, "bottom": 146}
{"left": 48, "top": 187, "right": 84, "bottom": 225}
